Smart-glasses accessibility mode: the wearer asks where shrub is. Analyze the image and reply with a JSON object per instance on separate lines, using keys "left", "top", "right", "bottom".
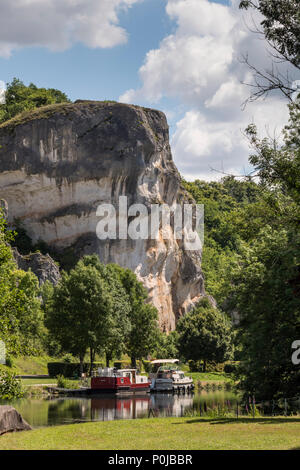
{"left": 62, "top": 354, "right": 74, "bottom": 363}
{"left": 224, "top": 362, "right": 238, "bottom": 374}
{"left": 205, "top": 362, "right": 224, "bottom": 373}
{"left": 48, "top": 362, "right": 103, "bottom": 378}
{"left": 5, "top": 356, "right": 14, "bottom": 368}
{"left": 113, "top": 361, "right": 131, "bottom": 370}
{"left": 189, "top": 360, "right": 226, "bottom": 373}
{"left": 0, "top": 366, "right": 24, "bottom": 399}
{"left": 142, "top": 360, "right": 151, "bottom": 373}
{"left": 56, "top": 375, "right": 77, "bottom": 389}
{"left": 188, "top": 360, "right": 201, "bottom": 372}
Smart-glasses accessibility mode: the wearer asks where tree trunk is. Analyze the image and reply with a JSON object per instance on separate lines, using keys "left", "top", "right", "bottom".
{"left": 131, "top": 356, "right": 137, "bottom": 369}
{"left": 79, "top": 353, "right": 84, "bottom": 377}
{"left": 106, "top": 353, "right": 111, "bottom": 368}
{"left": 90, "top": 348, "right": 95, "bottom": 376}
{"left": 203, "top": 360, "right": 207, "bottom": 373}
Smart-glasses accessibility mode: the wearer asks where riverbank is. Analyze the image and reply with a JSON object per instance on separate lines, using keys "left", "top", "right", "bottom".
{"left": 0, "top": 416, "right": 299, "bottom": 450}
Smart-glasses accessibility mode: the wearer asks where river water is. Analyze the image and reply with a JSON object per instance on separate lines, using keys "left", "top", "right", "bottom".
{"left": 1, "top": 391, "right": 238, "bottom": 428}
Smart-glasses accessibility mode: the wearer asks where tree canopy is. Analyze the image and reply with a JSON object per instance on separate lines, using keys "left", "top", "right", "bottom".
{"left": 44, "top": 256, "right": 160, "bottom": 370}
{"left": 0, "top": 78, "right": 70, "bottom": 124}
{"left": 0, "top": 209, "right": 44, "bottom": 356}
{"left": 177, "top": 298, "right": 233, "bottom": 372}
{"left": 111, "top": 264, "right": 160, "bottom": 367}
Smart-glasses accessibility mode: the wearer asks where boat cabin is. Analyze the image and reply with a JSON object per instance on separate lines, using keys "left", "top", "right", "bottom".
{"left": 91, "top": 367, "right": 150, "bottom": 393}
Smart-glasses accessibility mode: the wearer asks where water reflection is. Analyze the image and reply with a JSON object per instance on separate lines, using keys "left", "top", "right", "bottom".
{"left": 2, "top": 391, "right": 237, "bottom": 428}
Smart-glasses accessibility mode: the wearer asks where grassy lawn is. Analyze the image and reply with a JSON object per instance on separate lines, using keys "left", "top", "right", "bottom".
{"left": 12, "top": 356, "right": 60, "bottom": 376}
{"left": 21, "top": 378, "right": 58, "bottom": 386}
{"left": 0, "top": 416, "right": 299, "bottom": 450}
{"left": 21, "top": 378, "right": 82, "bottom": 391}
{"left": 189, "top": 372, "right": 232, "bottom": 383}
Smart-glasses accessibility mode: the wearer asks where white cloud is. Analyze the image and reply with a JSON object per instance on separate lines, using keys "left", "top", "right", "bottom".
{"left": 166, "top": 0, "right": 237, "bottom": 37}
{"left": 0, "top": 0, "right": 141, "bottom": 57}
{"left": 171, "top": 97, "right": 289, "bottom": 181}
{"left": 205, "top": 77, "right": 247, "bottom": 111}
{"left": 120, "top": 0, "right": 297, "bottom": 180}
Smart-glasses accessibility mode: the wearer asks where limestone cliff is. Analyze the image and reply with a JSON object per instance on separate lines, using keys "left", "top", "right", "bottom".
{"left": 0, "top": 101, "right": 206, "bottom": 331}
{"left": 13, "top": 248, "right": 61, "bottom": 286}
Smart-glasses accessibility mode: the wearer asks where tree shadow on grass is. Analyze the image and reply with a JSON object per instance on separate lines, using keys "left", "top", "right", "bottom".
{"left": 172, "top": 417, "right": 300, "bottom": 425}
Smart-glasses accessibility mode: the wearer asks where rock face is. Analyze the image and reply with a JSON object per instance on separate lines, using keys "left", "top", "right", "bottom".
{"left": 0, "top": 101, "right": 206, "bottom": 331}
{"left": 0, "top": 406, "right": 32, "bottom": 435}
{"left": 13, "top": 248, "right": 61, "bottom": 285}
{"left": 0, "top": 199, "right": 8, "bottom": 219}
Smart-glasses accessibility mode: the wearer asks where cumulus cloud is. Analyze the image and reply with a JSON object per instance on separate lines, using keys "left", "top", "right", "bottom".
{"left": 171, "top": 98, "right": 289, "bottom": 181}
{"left": 120, "top": 0, "right": 296, "bottom": 180}
{"left": 0, "top": 0, "right": 140, "bottom": 57}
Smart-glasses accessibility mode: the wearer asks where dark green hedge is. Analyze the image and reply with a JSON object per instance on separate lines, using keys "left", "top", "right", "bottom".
{"left": 188, "top": 360, "right": 225, "bottom": 373}
{"left": 113, "top": 361, "right": 132, "bottom": 369}
{"left": 48, "top": 362, "right": 104, "bottom": 378}
{"left": 224, "top": 362, "right": 238, "bottom": 374}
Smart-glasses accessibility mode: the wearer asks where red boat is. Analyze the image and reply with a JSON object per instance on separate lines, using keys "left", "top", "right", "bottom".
{"left": 91, "top": 367, "right": 151, "bottom": 394}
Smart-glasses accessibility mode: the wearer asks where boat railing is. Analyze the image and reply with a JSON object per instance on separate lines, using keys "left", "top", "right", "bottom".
{"left": 94, "top": 368, "right": 117, "bottom": 377}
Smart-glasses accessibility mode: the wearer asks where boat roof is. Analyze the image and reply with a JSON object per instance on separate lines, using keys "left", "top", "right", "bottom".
{"left": 150, "top": 359, "right": 179, "bottom": 364}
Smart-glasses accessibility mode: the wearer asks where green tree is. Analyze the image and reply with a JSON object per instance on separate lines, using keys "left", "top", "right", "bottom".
{"left": 113, "top": 266, "right": 160, "bottom": 368}
{"left": 177, "top": 299, "right": 233, "bottom": 372}
{"left": 223, "top": 0, "right": 300, "bottom": 400}
{"left": 81, "top": 258, "right": 131, "bottom": 368}
{"left": 154, "top": 330, "right": 179, "bottom": 359}
{"left": 0, "top": 78, "right": 70, "bottom": 124}
{"left": 246, "top": 104, "right": 300, "bottom": 208}
{"left": 182, "top": 177, "right": 265, "bottom": 306}
{"left": 230, "top": 227, "right": 300, "bottom": 399}
{"left": 45, "top": 258, "right": 113, "bottom": 374}
{"left": 0, "top": 209, "right": 44, "bottom": 355}
{"left": 230, "top": 100, "right": 300, "bottom": 398}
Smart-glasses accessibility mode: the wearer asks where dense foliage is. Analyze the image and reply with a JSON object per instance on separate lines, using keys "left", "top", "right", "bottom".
{"left": 0, "top": 366, "right": 24, "bottom": 400}
{"left": 183, "top": 100, "right": 300, "bottom": 398}
{"left": 112, "top": 264, "right": 160, "bottom": 367}
{"left": 44, "top": 255, "right": 160, "bottom": 370}
{"left": 0, "top": 78, "right": 70, "bottom": 124}
{"left": 182, "top": 176, "right": 265, "bottom": 305}
{"left": 0, "top": 211, "right": 44, "bottom": 356}
{"left": 177, "top": 298, "right": 233, "bottom": 371}
{"left": 230, "top": 227, "right": 300, "bottom": 398}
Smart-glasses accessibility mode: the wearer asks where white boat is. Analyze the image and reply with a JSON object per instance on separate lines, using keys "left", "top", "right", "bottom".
{"left": 149, "top": 359, "right": 194, "bottom": 393}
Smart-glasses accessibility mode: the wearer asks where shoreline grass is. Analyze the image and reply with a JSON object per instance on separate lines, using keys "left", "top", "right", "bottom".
{"left": 0, "top": 416, "right": 299, "bottom": 450}
{"left": 189, "top": 372, "right": 232, "bottom": 383}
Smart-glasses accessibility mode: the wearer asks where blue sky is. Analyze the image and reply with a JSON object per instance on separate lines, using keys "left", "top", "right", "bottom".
{"left": 0, "top": 0, "right": 171, "bottom": 101}
{"left": 0, "top": 0, "right": 292, "bottom": 180}
{"left": 0, "top": 0, "right": 229, "bottom": 100}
